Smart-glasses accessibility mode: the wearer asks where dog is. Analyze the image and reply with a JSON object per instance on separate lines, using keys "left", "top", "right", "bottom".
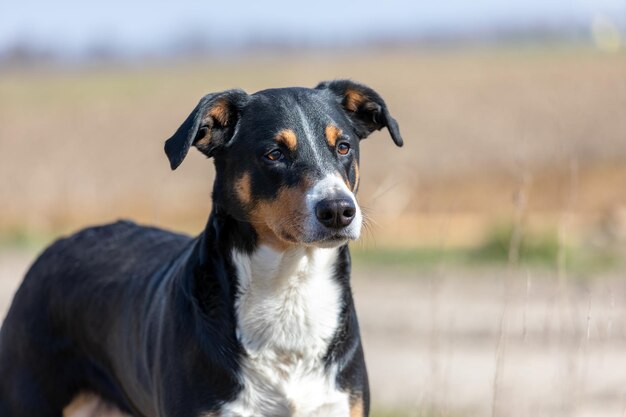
{"left": 0, "top": 80, "right": 402, "bottom": 417}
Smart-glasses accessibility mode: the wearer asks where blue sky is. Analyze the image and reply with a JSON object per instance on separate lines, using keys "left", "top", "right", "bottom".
{"left": 1, "top": 0, "right": 625, "bottom": 56}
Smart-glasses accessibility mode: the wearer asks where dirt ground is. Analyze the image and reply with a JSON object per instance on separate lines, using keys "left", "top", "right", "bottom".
{"left": 2, "top": 250, "right": 625, "bottom": 417}
{"left": 355, "top": 267, "right": 626, "bottom": 417}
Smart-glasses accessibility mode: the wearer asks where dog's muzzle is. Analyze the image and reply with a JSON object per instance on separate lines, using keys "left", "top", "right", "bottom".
{"left": 304, "top": 175, "right": 362, "bottom": 247}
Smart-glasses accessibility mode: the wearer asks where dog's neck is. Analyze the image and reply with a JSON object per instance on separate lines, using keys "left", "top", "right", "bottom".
{"left": 197, "top": 209, "right": 350, "bottom": 362}
{"left": 230, "top": 244, "right": 343, "bottom": 359}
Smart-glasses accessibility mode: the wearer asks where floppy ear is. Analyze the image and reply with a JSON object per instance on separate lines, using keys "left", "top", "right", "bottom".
{"left": 316, "top": 79, "right": 403, "bottom": 147}
{"left": 164, "top": 89, "right": 249, "bottom": 170}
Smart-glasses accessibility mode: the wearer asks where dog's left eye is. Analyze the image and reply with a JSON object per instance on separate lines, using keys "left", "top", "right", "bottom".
{"left": 337, "top": 142, "right": 351, "bottom": 156}
{"left": 264, "top": 149, "right": 284, "bottom": 162}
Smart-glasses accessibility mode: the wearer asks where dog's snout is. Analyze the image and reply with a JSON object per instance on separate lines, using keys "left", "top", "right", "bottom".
{"left": 315, "top": 198, "right": 356, "bottom": 229}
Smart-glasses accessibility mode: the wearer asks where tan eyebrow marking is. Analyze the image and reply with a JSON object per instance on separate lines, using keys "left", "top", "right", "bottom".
{"left": 275, "top": 129, "right": 297, "bottom": 151}
{"left": 325, "top": 124, "right": 342, "bottom": 147}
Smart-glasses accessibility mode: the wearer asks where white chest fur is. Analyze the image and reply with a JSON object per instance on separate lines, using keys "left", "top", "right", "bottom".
{"left": 223, "top": 246, "right": 349, "bottom": 417}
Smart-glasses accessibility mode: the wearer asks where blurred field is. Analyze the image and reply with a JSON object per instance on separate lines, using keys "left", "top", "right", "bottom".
{"left": 1, "top": 46, "right": 626, "bottom": 416}
{"left": 1, "top": 47, "right": 625, "bottom": 248}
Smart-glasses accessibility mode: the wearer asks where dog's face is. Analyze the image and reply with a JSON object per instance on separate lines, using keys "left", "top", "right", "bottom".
{"left": 165, "top": 80, "right": 402, "bottom": 250}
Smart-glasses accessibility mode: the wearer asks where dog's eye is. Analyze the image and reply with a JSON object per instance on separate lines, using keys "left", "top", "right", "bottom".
{"left": 264, "top": 149, "right": 284, "bottom": 162}
{"left": 337, "top": 142, "right": 351, "bottom": 156}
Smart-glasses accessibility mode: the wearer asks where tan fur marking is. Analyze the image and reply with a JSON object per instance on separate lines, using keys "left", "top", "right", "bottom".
{"left": 254, "top": 222, "right": 291, "bottom": 251}
{"left": 247, "top": 177, "right": 312, "bottom": 251}
{"left": 350, "top": 396, "right": 365, "bottom": 417}
{"left": 275, "top": 129, "right": 298, "bottom": 151}
{"left": 325, "top": 124, "right": 342, "bottom": 147}
{"left": 235, "top": 172, "right": 252, "bottom": 205}
{"left": 344, "top": 89, "right": 366, "bottom": 112}
{"left": 353, "top": 161, "right": 360, "bottom": 192}
{"left": 196, "top": 99, "right": 230, "bottom": 149}
{"left": 208, "top": 99, "right": 230, "bottom": 126}
{"left": 250, "top": 186, "right": 304, "bottom": 251}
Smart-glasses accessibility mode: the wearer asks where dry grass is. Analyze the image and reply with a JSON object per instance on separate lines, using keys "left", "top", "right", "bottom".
{"left": 0, "top": 46, "right": 625, "bottom": 248}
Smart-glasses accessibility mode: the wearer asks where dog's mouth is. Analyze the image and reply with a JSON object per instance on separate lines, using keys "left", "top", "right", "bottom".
{"left": 267, "top": 217, "right": 360, "bottom": 248}
{"left": 274, "top": 228, "right": 355, "bottom": 248}
{"left": 300, "top": 226, "right": 361, "bottom": 248}
{"left": 312, "top": 234, "right": 351, "bottom": 248}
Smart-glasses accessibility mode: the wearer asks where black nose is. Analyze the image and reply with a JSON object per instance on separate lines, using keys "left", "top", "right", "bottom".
{"left": 315, "top": 198, "right": 356, "bottom": 229}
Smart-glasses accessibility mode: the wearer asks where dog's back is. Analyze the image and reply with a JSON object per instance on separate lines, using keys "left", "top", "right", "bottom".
{"left": 0, "top": 221, "right": 191, "bottom": 416}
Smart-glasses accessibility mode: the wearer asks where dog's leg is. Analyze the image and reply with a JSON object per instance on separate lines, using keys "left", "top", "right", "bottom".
{"left": 0, "top": 366, "right": 65, "bottom": 417}
{"left": 0, "top": 340, "right": 82, "bottom": 417}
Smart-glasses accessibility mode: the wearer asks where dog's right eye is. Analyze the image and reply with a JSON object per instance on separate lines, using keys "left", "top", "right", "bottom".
{"left": 264, "top": 149, "right": 284, "bottom": 162}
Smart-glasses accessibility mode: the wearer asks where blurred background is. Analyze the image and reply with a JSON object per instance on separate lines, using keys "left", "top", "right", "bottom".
{"left": 1, "top": 1, "right": 625, "bottom": 416}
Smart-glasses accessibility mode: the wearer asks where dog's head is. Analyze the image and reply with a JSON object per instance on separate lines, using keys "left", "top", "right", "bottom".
{"left": 165, "top": 80, "right": 402, "bottom": 250}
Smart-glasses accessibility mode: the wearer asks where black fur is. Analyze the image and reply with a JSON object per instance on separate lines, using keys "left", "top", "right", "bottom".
{"left": 0, "top": 80, "right": 402, "bottom": 417}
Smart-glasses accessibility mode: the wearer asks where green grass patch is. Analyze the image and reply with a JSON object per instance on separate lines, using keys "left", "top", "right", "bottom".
{"left": 0, "top": 227, "right": 56, "bottom": 252}
{"left": 469, "top": 224, "right": 560, "bottom": 264}
{"left": 2, "top": 223, "right": 622, "bottom": 275}
{"left": 351, "top": 245, "right": 466, "bottom": 267}
{"left": 352, "top": 225, "right": 623, "bottom": 274}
